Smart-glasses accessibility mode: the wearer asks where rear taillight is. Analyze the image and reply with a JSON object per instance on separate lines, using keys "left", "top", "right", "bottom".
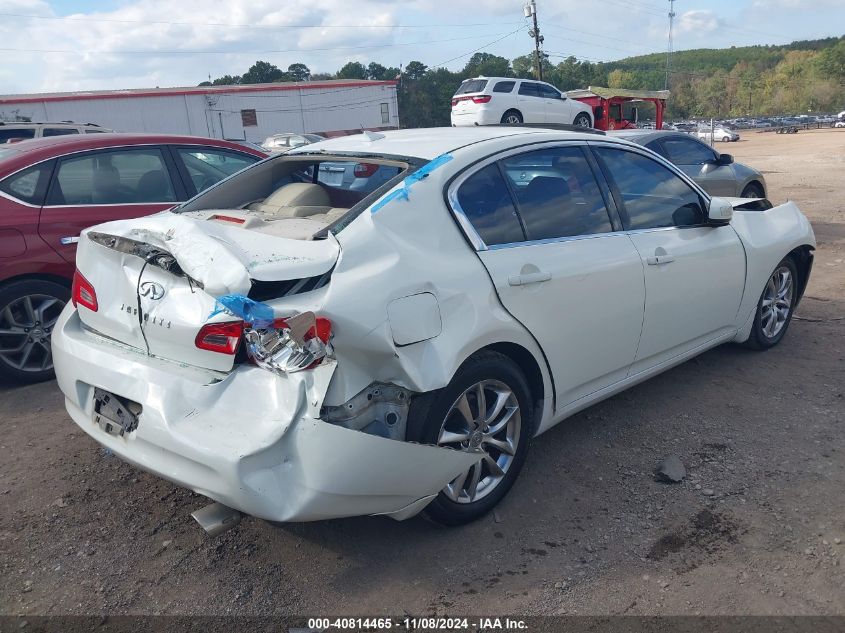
{"left": 245, "top": 314, "right": 332, "bottom": 373}
{"left": 71, "top": 270, "right": 98, "bottom": 312}
{"left": 472, "top": 95, "right": 492, "bottom": 104}
{"left": 451, "top": 98, "right": 459, "bottom": 106}
{"left": 195, "top": 321, "right": 244, "bottom": 355}
{"left": 353, "top": 163, "right": 379, "bottom": 178}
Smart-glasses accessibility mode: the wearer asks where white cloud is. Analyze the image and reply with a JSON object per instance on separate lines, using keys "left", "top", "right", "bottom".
{"left": 675, "top": 9, "right": 721, "bottom": 35}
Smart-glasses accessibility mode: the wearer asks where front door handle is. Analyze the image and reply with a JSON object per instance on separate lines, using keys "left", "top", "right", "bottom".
{"left": 646, "top": 246, "right": 674, "bottom": 266}
{"left": 60, "top": 236, "right": 79, "bottom": 245}
{"left": 508, "top": 271, "right": 551, "bottom": 286}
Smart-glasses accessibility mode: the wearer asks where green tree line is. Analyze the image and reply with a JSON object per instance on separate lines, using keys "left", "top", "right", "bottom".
{"left": 201, "top": 36, "right": 845, "bottom": 127}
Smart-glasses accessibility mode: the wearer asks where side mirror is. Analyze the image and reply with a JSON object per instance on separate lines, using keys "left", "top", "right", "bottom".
{"left": 707, "top": 197, "right": 733, "bottom": 223}
{"left": 718, "top": 153, "right": 734, "bottom": 165}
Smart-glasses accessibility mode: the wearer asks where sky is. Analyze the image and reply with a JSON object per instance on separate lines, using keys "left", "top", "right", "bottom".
{"left": 0, "top": 0, "right": 843, "bottom": 95}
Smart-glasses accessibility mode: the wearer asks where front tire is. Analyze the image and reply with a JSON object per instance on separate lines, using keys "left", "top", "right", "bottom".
{"left": 573, "top": 112, "right": 592, "bottom": 128}
{"left": 500, "top": 110, "right": 523, "bottom": 125}
{"left": 0, "top": 280, "right": 69, "bottom": 383}
{"left": 744, "top": 257, "right": 798, "bottom": 350}
{"left": 406, "top": 351, "right": 533, "bottom": 525}
{"left": 741, "top": 182, "right": 765, "bottom": 198}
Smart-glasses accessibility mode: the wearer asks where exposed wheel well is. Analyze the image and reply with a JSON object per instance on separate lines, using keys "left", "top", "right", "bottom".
{"left": 0, "top": 273, "right": 72, "bottom": 291}
{"left": 482, "top": 342, "right": 546, "bottom": 429}
{"left": 787, "top": 245, "right": 814, "bottom": 305}
{"left": 743, "top": 180, "right": 765, "bottom": 196}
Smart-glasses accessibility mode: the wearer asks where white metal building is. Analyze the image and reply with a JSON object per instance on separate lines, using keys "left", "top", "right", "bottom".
{"left": 0, "top": 80, "right": 399, "bottom": 141}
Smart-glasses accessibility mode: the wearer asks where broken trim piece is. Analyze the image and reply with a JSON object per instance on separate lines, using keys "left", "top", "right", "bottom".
{"left": 321, "top": 382, "right": 412, "bottom": 441}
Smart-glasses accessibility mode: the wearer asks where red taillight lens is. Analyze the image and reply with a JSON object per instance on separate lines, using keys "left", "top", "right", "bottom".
{"left": 472, "top": 95, "right": 492, "bottom": 104}
{"left": 451, "top": 98, "right": 458, "bottom": 107}
{"left": 353, "top": 163, "right": 379, "bottom": 178}
{"left": 271, "top": 316, "right": 332, "bottom": 343}
{"left": 195, "top": 321, "right": 244, "bottom": 355}
{"left": 71, "top": 270, "right": 98, "bottom": 312}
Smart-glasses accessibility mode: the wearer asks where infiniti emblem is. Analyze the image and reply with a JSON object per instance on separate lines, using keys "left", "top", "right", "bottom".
{"left": 139, "top": 281, "right": 166, "bottom": 300}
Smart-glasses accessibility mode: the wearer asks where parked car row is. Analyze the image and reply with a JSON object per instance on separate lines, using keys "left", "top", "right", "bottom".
{"left": 0, "top": 121, "right": 111, "bottom": 143}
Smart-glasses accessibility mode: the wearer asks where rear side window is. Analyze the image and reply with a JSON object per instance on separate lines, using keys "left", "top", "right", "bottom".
{"left": 0, "top": 161, "right": 53, "bottom": 205}
{"left": 594, "top": 147, "right": 705, "bottom": 230}
{"left": 50, "top": 148, "right": 176, "bottom": 205}
{"left": 0, "top": 128, "right": 35, "bottom": 143}
{"left": 456, "top": 164, "right": 524, "bottom": 246}
{"left": 454, "top": 79, "right": 488, "bottom": 95}
{"left": 43, "top": 128, "right": 79, "bottom": 137}
{"left": 501, "top": 147, "right": 612, "bottom": 240}
{"left": 518, "top": 82, "right": 540, "bottom": 97}
{"left": 493, "top": 81, "right": 515, "bottom": 93}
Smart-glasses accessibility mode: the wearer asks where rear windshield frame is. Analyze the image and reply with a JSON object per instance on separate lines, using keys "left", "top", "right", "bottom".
{"left": 173, "top": 151, "right": 425, "bottom": 238}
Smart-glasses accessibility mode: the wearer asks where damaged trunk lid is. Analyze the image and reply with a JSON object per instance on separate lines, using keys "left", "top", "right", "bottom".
{"left": 76, "top": 212, "right": 339, "bottom": 373}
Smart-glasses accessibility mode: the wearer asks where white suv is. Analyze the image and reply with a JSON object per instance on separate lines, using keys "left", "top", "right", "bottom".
{"left": 450, "top": 77, "right": 594, "bottom": 128}
{"left": 0, "top": 121, "right": 110, "bottom": 143}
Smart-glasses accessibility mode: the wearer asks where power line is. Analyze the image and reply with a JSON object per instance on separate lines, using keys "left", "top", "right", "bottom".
{"left": 431, "top": 27, "right": 527, "bottom": 68}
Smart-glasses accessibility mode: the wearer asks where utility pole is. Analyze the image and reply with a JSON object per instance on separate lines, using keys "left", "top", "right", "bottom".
{"left": 525, "top": 0, "right": 544, "bottom": 81}
{"left": 665, "top": 0, "right": 676, "bottom": 90}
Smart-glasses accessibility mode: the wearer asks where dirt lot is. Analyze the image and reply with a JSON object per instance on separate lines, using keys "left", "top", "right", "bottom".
{"left": 1, "top": 128, "right": 843, "bottom": 617}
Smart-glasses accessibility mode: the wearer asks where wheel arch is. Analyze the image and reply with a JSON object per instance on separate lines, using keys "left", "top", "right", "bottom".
{"left": 787, "top": 244, "right": 814, "bottom": 306}
{"left": 501, "top": 108, "right": 523, "bottom": 123}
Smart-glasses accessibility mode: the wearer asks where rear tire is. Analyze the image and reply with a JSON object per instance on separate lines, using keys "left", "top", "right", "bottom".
{"left": 406, "top": 351, "right": 533, "bottom": 526}
{"left": 0, "top": 279, "right": 69, "bottom": 383}
{"left": 744, "top": 257, "right": 798, "bottom": 350}
{"left": 501, "top": 110, "right": 523, "bottom": 125}
{"left": 573, "top": 113, "right": 592, "bottom": 128}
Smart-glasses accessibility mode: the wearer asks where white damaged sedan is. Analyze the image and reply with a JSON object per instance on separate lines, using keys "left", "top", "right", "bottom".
{"left": 52, "top": 127, "right": 815, "bottom": 528}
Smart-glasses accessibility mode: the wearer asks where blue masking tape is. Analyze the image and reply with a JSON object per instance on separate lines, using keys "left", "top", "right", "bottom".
{"left": 207, "top": 294, "right": 275, "bottom": 328}
{"left": 371, "top": 152, "right": 454, "bottom": 213}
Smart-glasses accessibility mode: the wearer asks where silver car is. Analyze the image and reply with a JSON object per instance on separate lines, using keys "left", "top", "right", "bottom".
{"left": 610, "top": 130, "right": 766, "bottom": 198}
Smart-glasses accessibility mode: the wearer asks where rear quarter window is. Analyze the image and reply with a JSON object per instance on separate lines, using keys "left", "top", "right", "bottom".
{"left": 0, "top": 161, "right": 54, "bottom": 205}
{"left": 455, "top": 163, "right": 525, "bottom": 246}
{"left": 493, "top": 81, "right": 515, "bottom": 93}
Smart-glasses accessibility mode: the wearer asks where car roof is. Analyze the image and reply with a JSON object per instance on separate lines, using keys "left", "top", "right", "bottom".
{"left": 288, "top": 126, "right": 617, "bottom": 161}
{"left": 0, "top": 133, "right": 267, "bottom": 176}
{"left": 607, "top": 130, "right": 699, "bottom": 144}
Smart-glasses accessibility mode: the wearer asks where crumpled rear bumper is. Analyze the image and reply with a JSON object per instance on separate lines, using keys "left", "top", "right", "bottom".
{"left": 52, "top": 307, "right": 480, "bottom": 522}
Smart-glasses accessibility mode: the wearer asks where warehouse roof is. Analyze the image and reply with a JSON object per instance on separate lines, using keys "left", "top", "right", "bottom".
{"left": 0, "top": 79, "right": 398, "bottom": 105}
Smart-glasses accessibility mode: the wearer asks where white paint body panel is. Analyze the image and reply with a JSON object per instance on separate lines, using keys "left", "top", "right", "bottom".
{"left": 51, "top": 127, "right": 814, "bottom": 523}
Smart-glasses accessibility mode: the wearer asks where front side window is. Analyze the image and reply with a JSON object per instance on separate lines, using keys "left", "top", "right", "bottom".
{"left": 455, "top": 164, "right": 524, "bottom": 246}
{"left": 539, "top": 84, "right": 561, "bottom": 99}
{"left": 50, "top": 148, "right": 176, "bottom": 205}
{"left": 43, "top": 128, "right": 79, "bottom": 137}
{"left": 518, "top": 82, "right": 540, "bottom": 97}
{"left": 660, "top": 137, "right": 716, "bottom": 165}
{"left": 594, "top": 147, "right": 705, "bottom": 230}
{"left": 176, "top": 147, "right": 259, "bottom": 194}
{"left": 501, "top": 147, "right": 612, "bottom": 240}
{"left": 0, "top": 161, "right": 53, "bottom": 205}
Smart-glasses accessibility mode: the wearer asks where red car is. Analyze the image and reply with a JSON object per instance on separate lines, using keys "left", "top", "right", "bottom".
{"left": 0, "top": 133, "right": 266, "bottom": 382}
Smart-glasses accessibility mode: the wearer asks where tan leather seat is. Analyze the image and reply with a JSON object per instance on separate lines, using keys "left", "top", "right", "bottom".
{"left": 251, "top": 183, "right": 331, "bottom": 217}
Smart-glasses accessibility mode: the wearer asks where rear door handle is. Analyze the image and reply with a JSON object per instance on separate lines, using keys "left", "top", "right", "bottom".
{"left": 508, "top": 271, "right": 551, "bottom": 286}
{"left": 60, "top": 236, "right": 79, "bottom": 245}
{"left": 646, "top": 254, "right": 675, "bottom": 265}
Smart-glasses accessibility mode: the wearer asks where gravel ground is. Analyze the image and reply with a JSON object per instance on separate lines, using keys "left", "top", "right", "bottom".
{"left": 1, "top": 128, "right": 843, "bottom": 617}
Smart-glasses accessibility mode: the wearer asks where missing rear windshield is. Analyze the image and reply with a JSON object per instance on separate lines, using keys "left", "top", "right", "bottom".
{"left": 174, "top": 153, "right": 412, "bottom": 236}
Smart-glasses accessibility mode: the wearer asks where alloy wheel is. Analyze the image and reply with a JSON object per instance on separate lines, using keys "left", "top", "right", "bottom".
{"left": 504, "top": 114, "right": 521, "bottom": 124}
{"left": 436, "top": 379, "right": 521, "bottom": 504}
{"left": 0, "top": 294, "right": 65, "bottom": 373}
{"left": 761, "top": 266, "right": 793, "bottom": 338}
